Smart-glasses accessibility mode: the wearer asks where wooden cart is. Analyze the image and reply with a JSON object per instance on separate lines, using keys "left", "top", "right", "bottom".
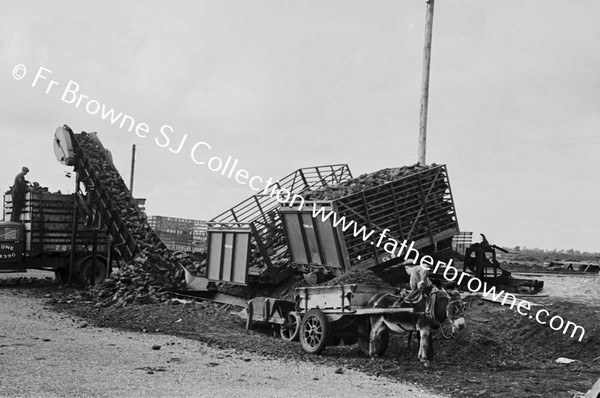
{"left": 242, "top": 284, "right": 414, "bottom": 355}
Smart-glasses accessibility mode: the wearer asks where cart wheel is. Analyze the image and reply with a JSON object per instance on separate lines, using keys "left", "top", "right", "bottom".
{"left": 280, "top": 313, "right": 300, "bottom": 342}
{"left": 357, "top": 319, "right": 389, "bottom": 357}
{"left": 76, "top": 257, "right": 108, "bottom": 286}
{"left": 300, "top": 309, "right": 330, "bottom": 354}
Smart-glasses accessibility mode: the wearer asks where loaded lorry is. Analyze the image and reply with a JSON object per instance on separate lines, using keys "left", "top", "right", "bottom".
{"left": 1, "top": 192, "right": 109, "bottom": 284}
{"left": 0, "top": 124, "right": 163, "bottom": 285}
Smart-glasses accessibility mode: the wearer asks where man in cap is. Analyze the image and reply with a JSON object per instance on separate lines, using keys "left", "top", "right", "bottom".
{"left": 409, "top": 263, "right": 433, "bottom": 291}
{"left": 10, "top": 167, "right": 30, "bottom": 222}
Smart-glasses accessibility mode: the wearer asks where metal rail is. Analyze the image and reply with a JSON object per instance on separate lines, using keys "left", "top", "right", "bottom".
{"left": 211, "top": 164, "right": 352, "bottom": 224}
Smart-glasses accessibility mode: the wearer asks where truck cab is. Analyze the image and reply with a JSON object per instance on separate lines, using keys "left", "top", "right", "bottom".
{"left": 0, "top": 221, "right": 25, "bottom": 271}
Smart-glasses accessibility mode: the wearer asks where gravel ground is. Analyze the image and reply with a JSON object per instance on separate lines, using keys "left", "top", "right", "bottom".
{"left": 0, "top": 274, "right": 445, "bottom": 398}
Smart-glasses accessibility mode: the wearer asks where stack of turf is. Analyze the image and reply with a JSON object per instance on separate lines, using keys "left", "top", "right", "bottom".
{"left": 90, "top": 251, "right": 196, "bottom": 307}
{"left": 29, "top": 182, "right": 53, "bottom": 194}
{"left": 4, "top": 182, "right": 57, "bottom": 195}
{"left": 304, "top": 164, "right": 437, "bottom": 201}
{"left": 76, "top": 132, "right": 192, "bottom": 307}
{"left": 323, "top": 269, "right": 391, "bottom": 288}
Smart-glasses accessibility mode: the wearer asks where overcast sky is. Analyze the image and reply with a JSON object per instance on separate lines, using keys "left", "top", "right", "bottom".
{"left": 1, "top": 1, "right": 598, "bottom": 252}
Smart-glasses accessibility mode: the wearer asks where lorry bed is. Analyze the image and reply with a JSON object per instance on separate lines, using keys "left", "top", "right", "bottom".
{"left": 3, "top": 193, "right": 107, "bottom": 256}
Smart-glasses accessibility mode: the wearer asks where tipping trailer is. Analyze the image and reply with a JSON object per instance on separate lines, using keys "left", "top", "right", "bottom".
{"left": 278, "top": 164, "right": 459, "bottom": 283}
{"left": 206, "top": 165, "right": 353, "bottom": 285}
{"left": 1, "top": 192, "right": 109, "bottom": 283}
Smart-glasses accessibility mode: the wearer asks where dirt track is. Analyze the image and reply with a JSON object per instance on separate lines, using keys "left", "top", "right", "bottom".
{"left": 0, "top": 275, "right": 443, "bottom": 398}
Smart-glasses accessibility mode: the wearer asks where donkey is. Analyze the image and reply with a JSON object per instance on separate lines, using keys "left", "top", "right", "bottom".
{"left": 367, "top": 287, "right": 466, "bottom": 367}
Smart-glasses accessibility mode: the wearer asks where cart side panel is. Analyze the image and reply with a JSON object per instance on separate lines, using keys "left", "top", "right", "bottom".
{"left": 280, "top": 212, "right": 308, "bottom": 264}
{"left": 206, "top": 227, "right": 250, "bottom": 285}
{"left": 280, "top": 206, "right": 347, "bottom": 270}
{"left": 295, "top": 284, "right": 398, "bottom": 311}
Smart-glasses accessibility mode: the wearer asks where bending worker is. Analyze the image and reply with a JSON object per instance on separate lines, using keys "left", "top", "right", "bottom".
{"left": 409, "top": 263, "right": 433, "bottom": 291}
{"left": 10, "top": 167, "right": 30, "bottom": 222}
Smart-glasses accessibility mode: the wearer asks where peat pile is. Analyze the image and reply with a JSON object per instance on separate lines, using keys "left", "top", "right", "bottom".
{"left": 29, "top": 182, "right": 54, "bottom": 194}
{"left": 75, "top": 132, "right": 191, "bottom": 307}
{"left": 87, "top": 251, "right": 195, "bottom": 307}
{"left": 323, "top": 269, "right": 392, "bottom": 288}
{"left": 304, "top": 164, "right": 437, "bottom": 201}
{"left": 76, "top": 132, "right": 164, "bottom": 253}
{"left": 4, "top": 181, "right": 59, "bottom": 195}
{"left": 217, "top": 269, "right": 391, "bottom": 302}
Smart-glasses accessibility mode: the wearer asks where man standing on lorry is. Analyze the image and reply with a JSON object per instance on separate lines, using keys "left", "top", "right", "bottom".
{"left": 10, "top": 167, "right": 30, "bottom": 222}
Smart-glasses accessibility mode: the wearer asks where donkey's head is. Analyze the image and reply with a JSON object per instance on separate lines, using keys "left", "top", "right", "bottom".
{"left": 445, "top": 289, "right": 466, "bottom": 335}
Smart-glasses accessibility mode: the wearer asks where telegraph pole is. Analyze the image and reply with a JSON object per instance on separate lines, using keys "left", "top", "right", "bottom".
{"left": 418, "top": 0, "right": 435, "bottom": 165}
{"left": 130, "top": 144, "right": 136, "bottom": 195}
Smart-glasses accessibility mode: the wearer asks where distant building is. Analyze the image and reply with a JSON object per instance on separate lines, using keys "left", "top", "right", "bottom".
{"left": 148, "top": 215, "right": 207, "bottom": 252}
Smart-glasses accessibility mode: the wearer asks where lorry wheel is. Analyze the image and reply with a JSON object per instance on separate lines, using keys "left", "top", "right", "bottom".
{"left": 300, "top": 309, "right": 330, "bottom": 354}
{"left": 76, "top": 257, "right": 108, "bottom": 286}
